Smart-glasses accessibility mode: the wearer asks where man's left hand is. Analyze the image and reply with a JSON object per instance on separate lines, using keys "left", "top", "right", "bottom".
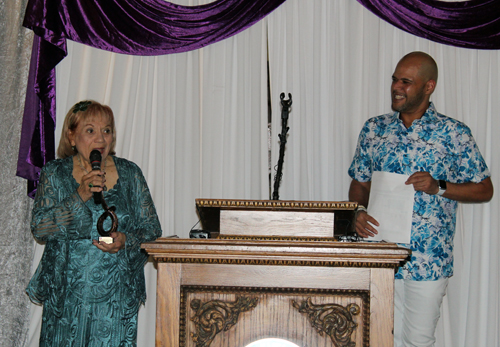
{"left": 405, "top": 171, "right": 439, "bottom": 195}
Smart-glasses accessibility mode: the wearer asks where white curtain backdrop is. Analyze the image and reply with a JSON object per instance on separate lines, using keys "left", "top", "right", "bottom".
{"left": 26, "top": 0, "right": 499, "bottom": 347}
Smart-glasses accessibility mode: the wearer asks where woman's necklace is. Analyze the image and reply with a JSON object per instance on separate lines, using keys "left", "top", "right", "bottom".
{"left": 77, "top": 153, "right": 108, "bottom": 191}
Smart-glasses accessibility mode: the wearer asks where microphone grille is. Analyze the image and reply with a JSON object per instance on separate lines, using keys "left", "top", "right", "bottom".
{"left": 89, "top": 150, "right": 102, "bottom": 170}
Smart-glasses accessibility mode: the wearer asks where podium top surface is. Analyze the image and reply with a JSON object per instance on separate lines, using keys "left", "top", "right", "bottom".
{"left": 141, "top": 237, "right": 411, "bottom": 268}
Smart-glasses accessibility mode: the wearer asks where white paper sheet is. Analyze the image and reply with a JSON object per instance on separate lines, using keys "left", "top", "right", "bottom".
{"left": 366, "top": 171, "right": 415, "bottom": 244}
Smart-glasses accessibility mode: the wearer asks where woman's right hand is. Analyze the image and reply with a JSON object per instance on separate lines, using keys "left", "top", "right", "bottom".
{"left": 77, "top": 170, "right": 106, "bottom": 202}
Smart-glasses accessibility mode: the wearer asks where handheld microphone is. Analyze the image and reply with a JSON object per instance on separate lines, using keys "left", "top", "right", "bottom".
{"left": 89, "top": 150, "right": 103, "bottom": 204}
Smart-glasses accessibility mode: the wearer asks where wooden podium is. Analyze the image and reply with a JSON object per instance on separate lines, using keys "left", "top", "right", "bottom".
{"left": 142, "top": 199, "right": 410, "bottom": 347}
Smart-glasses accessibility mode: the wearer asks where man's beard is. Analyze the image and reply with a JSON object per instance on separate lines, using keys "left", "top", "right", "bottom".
{"left": 391, "top": 87, "right": 426, "bottom": 113}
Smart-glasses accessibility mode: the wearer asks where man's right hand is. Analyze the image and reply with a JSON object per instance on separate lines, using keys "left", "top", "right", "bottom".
{"left": 354, "top": 211, "right": 380, "bottom": 238}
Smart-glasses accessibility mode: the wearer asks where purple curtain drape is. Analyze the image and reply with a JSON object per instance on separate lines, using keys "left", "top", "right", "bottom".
{"left": 357, "top": 0, "right": 500, "bottom": 49}
{"left": 19, "top": 0, "right": 286, "bottom": 197}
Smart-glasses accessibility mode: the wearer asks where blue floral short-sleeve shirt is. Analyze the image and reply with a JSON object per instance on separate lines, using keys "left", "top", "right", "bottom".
{"left": 348, "top": 102, "right": 490, "bottom": 280}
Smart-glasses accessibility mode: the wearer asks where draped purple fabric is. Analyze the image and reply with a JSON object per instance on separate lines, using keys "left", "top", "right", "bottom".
{"left": 19, "top": 0, "right": 286, "bottom": 196}
{"left": 357, "top": 0, "right": 500, "bottom": 49}
{"left": 23, "top": 0, "right": 287, "bottom": 56}
{"left": 18, "top": 35, "right": 58, "bottom": 197}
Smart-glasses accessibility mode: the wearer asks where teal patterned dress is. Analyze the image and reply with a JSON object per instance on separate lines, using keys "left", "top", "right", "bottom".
{"left": 26, "top": 156, "right": 162, "bottom": 347}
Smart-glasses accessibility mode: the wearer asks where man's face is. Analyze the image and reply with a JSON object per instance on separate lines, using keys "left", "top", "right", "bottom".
{"left": 391, "top": 60, "right": 428, "bottom": 114}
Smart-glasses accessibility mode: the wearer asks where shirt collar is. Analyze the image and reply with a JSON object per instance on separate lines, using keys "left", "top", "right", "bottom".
{"left": 391, "top": 102, "right": 438, "bottom": 124}
{"left": 420, "top": 102, "right": 438, "bottom": 123}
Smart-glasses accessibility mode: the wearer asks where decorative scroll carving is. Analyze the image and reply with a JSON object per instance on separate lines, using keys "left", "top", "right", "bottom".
{"left": 292, "top": 297, "right": 360, "bottom": 347}
{"left": 190, "top": 296, "right": 259, "bottom": 347}
{"left": 180, "top": 286, "right": 369, "bottom": 347}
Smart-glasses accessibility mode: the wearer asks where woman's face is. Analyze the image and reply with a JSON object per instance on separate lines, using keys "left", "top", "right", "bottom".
{"left": 68, "top": 113, "right": 113, "bottom": 162}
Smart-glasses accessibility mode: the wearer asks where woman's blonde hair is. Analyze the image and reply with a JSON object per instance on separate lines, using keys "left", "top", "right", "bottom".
{"left": 57, "top": 100, "right": 117, "bottom": 158}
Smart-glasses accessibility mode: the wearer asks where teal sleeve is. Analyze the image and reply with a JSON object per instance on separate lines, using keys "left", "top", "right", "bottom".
{"left": 121, "top": 162, "right": 162, "bottom": 262}
{"left": 31, "top": 165, "right": 93, "bottom": 242}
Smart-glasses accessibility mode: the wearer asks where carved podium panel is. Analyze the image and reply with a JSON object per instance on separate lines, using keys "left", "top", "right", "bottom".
{"left": 142, "top": 200, "right": 410, "bottom": 347}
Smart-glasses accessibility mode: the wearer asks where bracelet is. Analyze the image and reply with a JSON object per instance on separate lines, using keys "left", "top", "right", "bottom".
{"left": 357, "top": 205, "right": 367, "bottom": 212}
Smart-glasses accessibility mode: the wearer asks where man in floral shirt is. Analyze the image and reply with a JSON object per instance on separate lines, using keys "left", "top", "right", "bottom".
{"left": 348, "top": 51, "right": 493, "bottom": 347}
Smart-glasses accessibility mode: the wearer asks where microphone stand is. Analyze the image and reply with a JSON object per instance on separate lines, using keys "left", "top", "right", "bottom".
{"left": 272, "top": 93, "right": 292, "bottom": 200}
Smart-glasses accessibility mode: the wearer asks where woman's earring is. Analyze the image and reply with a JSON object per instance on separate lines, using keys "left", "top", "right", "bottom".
{"left": 72, "top": 146, "right": 76, "bottom": 152}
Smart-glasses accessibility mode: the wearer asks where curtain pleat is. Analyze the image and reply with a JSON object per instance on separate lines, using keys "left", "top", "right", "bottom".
{"left": 357, "top": 0, "right": 500, "bottom": 49}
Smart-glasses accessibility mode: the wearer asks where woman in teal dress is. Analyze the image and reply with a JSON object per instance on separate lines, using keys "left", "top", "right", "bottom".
{"left": 26, "top": 100, "right": 162, "bottom": 346}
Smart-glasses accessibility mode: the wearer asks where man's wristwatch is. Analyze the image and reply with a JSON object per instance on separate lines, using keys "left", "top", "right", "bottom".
{"left": 436, "top": 179, "right": 447, "bottom": 196}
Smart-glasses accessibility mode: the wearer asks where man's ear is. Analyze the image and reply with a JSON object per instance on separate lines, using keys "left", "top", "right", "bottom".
{"left": 425, "top": 79, "right": 436, "bottom": 95}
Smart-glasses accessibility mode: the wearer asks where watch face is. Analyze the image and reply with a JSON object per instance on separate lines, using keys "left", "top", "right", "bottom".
{"left": 439, "top": 180, "right": 447, "bottom": 189}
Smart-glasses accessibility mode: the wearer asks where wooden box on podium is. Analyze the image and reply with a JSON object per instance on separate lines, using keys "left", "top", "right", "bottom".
{"left": 142, "top": 199, "right": 410, "bottom": 347}
{"left": 195, "top": 198, "right": 357, "bottom": 239}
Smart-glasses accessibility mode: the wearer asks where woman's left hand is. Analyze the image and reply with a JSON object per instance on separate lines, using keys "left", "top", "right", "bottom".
{"left": 92, "top": 231, "right": 126, "bottom": 253}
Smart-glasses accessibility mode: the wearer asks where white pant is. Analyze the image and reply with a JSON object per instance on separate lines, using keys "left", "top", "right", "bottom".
{"left": 394, "top": 278, "right": 449, "bottom": 347}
